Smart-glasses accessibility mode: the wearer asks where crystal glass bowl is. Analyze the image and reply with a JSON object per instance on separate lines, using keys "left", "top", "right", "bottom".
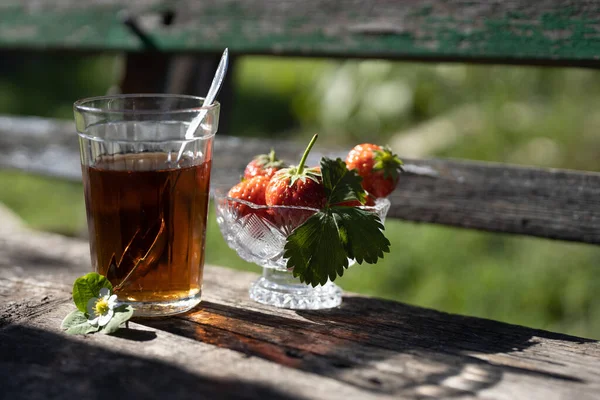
{"left": 214, "top": 189, "right": 390, "bottom": 309}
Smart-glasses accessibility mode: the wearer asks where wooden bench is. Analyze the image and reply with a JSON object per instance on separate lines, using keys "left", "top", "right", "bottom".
{"left": 1, "top": 1, "right": 599, "bottom": 398}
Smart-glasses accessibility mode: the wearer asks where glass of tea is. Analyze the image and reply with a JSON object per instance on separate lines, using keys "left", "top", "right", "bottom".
{"left": 74, "top": 94, "right": 219, "bottom": 317}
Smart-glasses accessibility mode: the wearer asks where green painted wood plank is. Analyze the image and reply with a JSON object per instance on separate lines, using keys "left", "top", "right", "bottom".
{"left": 2, "top": 1, "right": 600, "bottom": 66}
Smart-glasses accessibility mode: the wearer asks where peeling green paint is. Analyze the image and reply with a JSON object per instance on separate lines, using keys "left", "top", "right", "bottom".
{"left": 1, "top": 1, "right": 600, "bottom": 66}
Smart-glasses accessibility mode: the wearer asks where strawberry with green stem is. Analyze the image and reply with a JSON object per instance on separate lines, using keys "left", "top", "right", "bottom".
{"left": 244, "top": 149, "right": 287, "bottom": 180}
{"left": 345, "top": 144, "right": 404, "bottom": 198}
{"left": 265, "top": 134, "right": 326, "bottom": 209}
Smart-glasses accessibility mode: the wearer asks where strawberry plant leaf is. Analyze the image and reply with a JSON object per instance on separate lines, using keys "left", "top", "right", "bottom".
{"left": 285, "top": 210, "right": 350, "bottom": 286}
{"left": 331, "top": 207, "right": 390, "bottom": 264}
{"left": 66, "top": 323, "right": 100, "bottom": 335}
{"left": 321, "top": 158, "right": 366, "bottom": 206}
{"left": 284, "top": 155, "right": 391, "bottom": 287}
{"left": 61, "top": 310, "right": 100, "bottom": 335}
{"left": 72, "top": 273, "right": 113, "bottom": 313}
{"left": 103, "top": 305, "right": 134, "bottom": 334}
{"left": 61, "top": 309, "right": 88, "bottom": 330}
{"left": 285, "top": 208, "right": 389, "bottom": 287}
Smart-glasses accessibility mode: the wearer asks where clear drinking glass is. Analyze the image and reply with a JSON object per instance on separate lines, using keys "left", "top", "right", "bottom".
{"left": 74, "top": 94, "right": 219, "bottom": 317}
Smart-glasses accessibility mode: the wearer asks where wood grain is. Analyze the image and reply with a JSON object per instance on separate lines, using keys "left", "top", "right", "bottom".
{"left": 0, "top": 219, "right": 599, "bottom": 399}
{"left": 1, "top": 115, "right": 599, "bottom": 244}
{"left": 3, "top": 1, "right": 600, "bottom": 67}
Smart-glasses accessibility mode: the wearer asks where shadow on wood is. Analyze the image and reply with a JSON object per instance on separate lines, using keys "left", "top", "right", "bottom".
{"left": 1, "top": 223, "right": 598, "bottom": 399}
{"left": 0, "top": 324, "right": 301, "bottom": 400}
{"left": 109, "top": 327, "right": 158, "bottom": 342}
{"left": 142, "top": 299, "right": 594, "bottom": 398}
{"left": 298, "top": 296, "right": 590, "bottom": 395}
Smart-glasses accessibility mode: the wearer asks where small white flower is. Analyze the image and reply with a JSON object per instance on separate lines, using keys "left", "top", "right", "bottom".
{"left": 87, "top": 287, "right": 118, "bottom": 327}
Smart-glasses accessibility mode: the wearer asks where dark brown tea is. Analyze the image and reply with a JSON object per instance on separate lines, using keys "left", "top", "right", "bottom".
{"left": 82, "top": 153, "right": 211, "bottom": 303}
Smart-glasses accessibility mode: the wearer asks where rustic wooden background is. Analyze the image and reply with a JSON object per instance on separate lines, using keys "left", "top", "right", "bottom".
{"left": 1, "top": 205, "right": 599, "bottom": 399}
{"left": 2, "top": 116, "right": 600, "bottom": 245}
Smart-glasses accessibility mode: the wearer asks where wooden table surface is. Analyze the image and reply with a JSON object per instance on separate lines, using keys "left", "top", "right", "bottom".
{"left": 1, "top": 205, "right": 599, "bottom": 400}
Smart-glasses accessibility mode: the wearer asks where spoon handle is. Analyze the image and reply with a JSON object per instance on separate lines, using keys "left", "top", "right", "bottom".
{"left": 175, "top": 49, "right": 229, "bottom": 163}
{"left": 184, "top": 48, "right": 229, "bottom": 140}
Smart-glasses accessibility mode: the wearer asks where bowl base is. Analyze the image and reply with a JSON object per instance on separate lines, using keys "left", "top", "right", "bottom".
{"left": 249, "top": 268, "right": 342, "bottom": 310}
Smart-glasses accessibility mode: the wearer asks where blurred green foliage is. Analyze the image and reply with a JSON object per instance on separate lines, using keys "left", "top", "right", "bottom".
{"left": 0, "top": 53, "right": 120, "bottom": 119}
{"left": 233, "top": 57, "right": 600, "bottom": 171}
{"left": 0, "top": 54, "right": 598, "bottom": 339}
{"left": 0, "top": 171, "right": 85, "bottom": 236}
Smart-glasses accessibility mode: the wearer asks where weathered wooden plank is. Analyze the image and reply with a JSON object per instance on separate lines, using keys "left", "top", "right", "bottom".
{"left": 1, "top": 115, "right": 599, "bottom": 244}
{"left": 0, "top": 213, "right": 391, "bottom": 400}
{"left": 2, "top": 1, "right": 600, "bottom": 66}
{"left": 1, "top": 218, "right": 599, "bottom": 399}
{"left": 387, "top": 159, "right": 600, "bottom": 244}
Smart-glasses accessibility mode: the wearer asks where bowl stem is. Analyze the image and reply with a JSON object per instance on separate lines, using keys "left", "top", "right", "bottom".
{"left": 249, "top": 267, "right": 342, "bottom": 310}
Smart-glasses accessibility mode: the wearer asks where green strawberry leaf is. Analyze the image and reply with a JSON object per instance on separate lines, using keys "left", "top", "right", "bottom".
{"left": 286, "top": 207, "right": 390, "bottom": 287}
{"left": 61, "top": 310, "right": 100, "bottom": 335}
{"left": 61, "top": 309, "right": 88, "bottom": 329}
{"left": 255, "top": 149, "right": 286, "bottom": 169}
{"left": 373, "top": 146, "right": 404, "bottom": 181}
{"left": 285, "top": 157, "right": 391, "bottom": 287}
{"left": 66, "top": 324, "right": 100, "bottom": 335}
{"left": 321, "top": 158, "right": 366, "bottom": 206}
{"left": 331, "top": 206, "right": 390, "bottom": 264}
{"left": 285, "top": 210, "right": 350, "bottom": 286}
{"left": 72, "top": 273, "right": 113, "bottom": 313}
{"left": 102, "top": 305, "right": 134, "bottom": 334}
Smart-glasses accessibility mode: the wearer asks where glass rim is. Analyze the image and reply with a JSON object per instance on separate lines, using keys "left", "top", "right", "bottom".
{"left": 213, "top": 188, "right": 391, "bottom": 213}
{"left": 73, "top": 93, "right": 220, "bottom": 115}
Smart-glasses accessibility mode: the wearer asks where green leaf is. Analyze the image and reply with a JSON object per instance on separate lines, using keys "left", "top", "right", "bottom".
{"left": 372, "top": 146, "right": 404, "bottom": 181}
{"left": 72, "top": 273, "right": 113, "bottom": 313}
{"left": 320, "top": 158, "right": 366, "bottom": 206}
{"left": 284, "top": 156, "right": 392, "bottom": 287}
{"left": 285, "top": 208, "right": 389, "bottom": 287}
{"left": 102, "top": 305, "right": 134, "bottom": 334}
{"left": 286, "top": 210, "right": 349, "bottom": 286}
{"left": 61, "top": 310, "right": 99, "bottom": 335}
{"left": 254, "top": 149, "right": 287, "bottom": 169}
{"left": 331, "top": 207, "right": 391, "bottom": 264}
{"left": 66, "top": 323, "right": 100, "bottom": 335}
{"left": 61, "top": 309, "right": 88, "bottom": 329}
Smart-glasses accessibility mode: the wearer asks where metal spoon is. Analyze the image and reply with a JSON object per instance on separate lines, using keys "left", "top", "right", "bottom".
{"left": 176, "top": 48, "right": 229, "bottom": 161}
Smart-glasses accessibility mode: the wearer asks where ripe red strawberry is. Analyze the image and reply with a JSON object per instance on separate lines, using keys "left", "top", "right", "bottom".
{"left": 345, "top": 144, "right": 403, "bottom": 198}
{"left": 265, "top": 134, "right": 326, "bottom": 209}
{"left": 227, "top": 175, "right": 270, "bottom": 216}
{"left": 244, "top": 149, "right": 287, "bottom": 180}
